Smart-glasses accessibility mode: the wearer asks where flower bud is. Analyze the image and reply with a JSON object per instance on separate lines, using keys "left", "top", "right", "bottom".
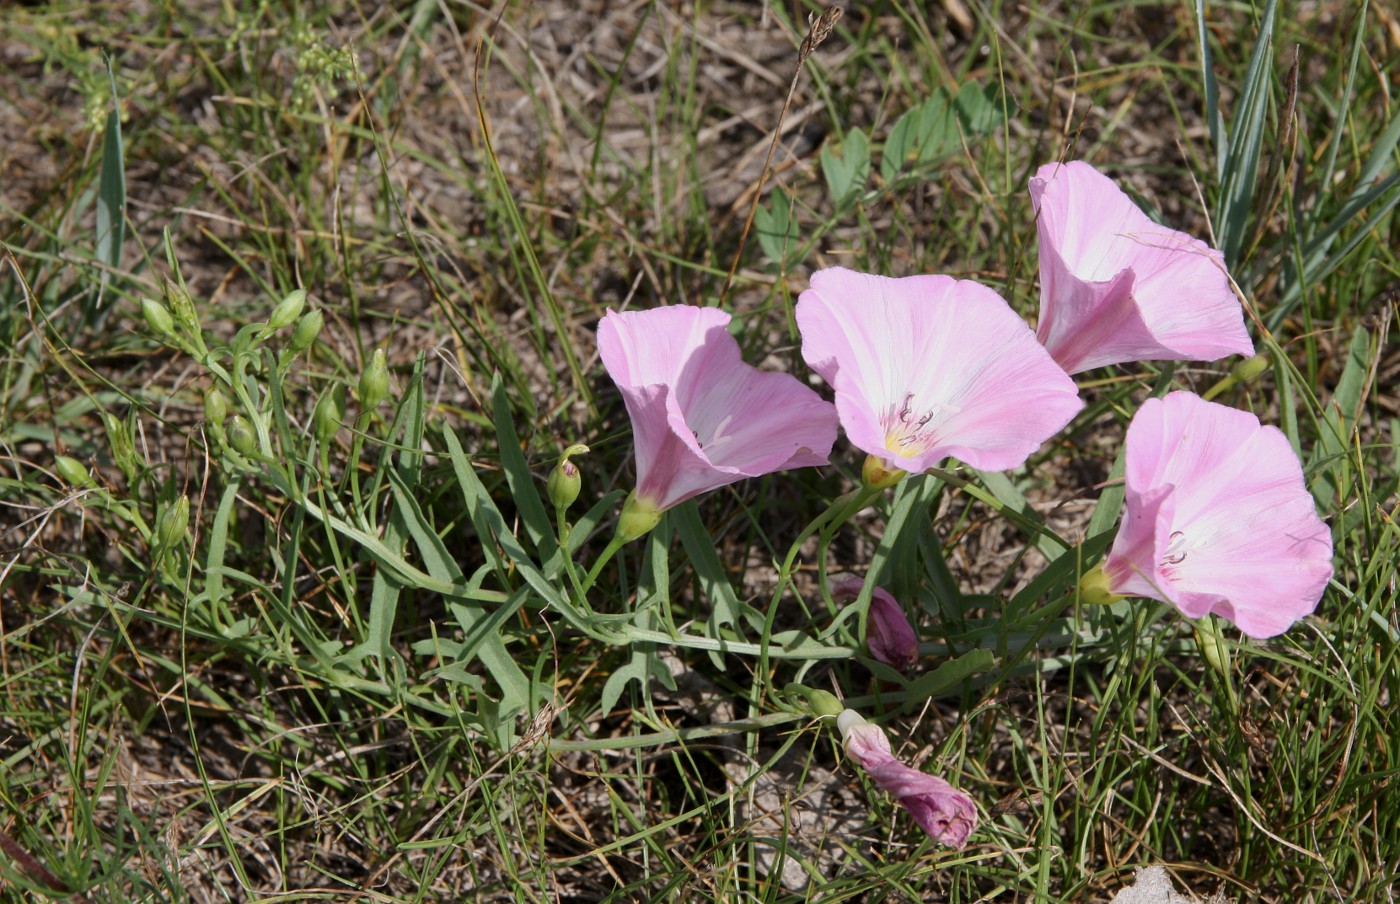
{"left": 267, "top": 288, "right": 307, "bottom": 329}
{"left": 204, "top": 388, "right": 229, "bottom": 425}
{"left": 289, "top": 309, "right": 324, "bottom": 352}
{"left": 226, "top": 414, "right": 256, "bottom": 456}
{"left": 358, "top": 349, "right": 390, "bottom": 410}
{"left": 157, "top": 495, "right": 190, "bottom": 549}
{"left": 831, "top": 574, "right": 919, "bottom": 671}
{"left": 547, "top": 443, "right": 589, "bottom": 511}
{"left": 313, "top": 386, "right": 346, "bottom": 444}
{"left": 140, "top": 298, "right": 177, "bottom": 339}
{"left": 55, "top": 455, "right": 95, "bottom": 488}
{"left": 1078, "top": 563, "right": 1125, "bottom": 606}
{"left": 617, "top": 490, "right": 662, "bottom": 542}
{"left": 861, "top": 454, "right": 906, "bottom": 490}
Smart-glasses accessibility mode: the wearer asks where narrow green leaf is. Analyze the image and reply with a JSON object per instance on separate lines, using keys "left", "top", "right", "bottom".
{"left": 898, "top": 648, "right": 996, "bottom": 710}
{"left": 1216, "top": 0, "right": 1276, "bottom": 265}
{"left": 95, "top": 62, "right": 126, "bottom": 303}
{"left": 491, "top": 375, "right": 556, "bottom": 561}
{"left": 1193, "top": 0, "right": 1224, "bottom": 180}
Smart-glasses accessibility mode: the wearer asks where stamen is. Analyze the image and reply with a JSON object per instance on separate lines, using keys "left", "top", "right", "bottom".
{"left": 1161, "top": 530, "right": 1189, "bottom": 566}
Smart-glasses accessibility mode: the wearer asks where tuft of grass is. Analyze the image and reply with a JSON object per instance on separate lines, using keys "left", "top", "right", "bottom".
{"left": 0, "top": 0, "right": 1396, "bottom": 901}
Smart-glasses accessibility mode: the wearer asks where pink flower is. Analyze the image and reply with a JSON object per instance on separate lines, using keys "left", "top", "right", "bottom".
{"left": 1102, "top": 391, "right": 1333, "bottom": 639}
{"left": 598, "top": 306, "right": 838, "bottom": 515}
{"left": 1030, "top": 161, "right": 1254, "bottom": 374}
{"left": 837, "top": 710, "right": 977, "bottom": 848}
{"left": 797, "top": 267, "right": 1083, "bottom": 474}
{"left": 830, "top": 574, "right": 919, "bottom": 671}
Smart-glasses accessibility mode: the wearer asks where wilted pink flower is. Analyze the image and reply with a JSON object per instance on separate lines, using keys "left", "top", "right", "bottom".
{"left": 837, "top": 710, "right": 977, "bottom": 847}
{"left": 797, "top": 268, "right": 1083, "bottom": 473}
{"left": 830, "top": 574, "right": 919, "bottom": 671}
{"left": 1030, "top": 160, "right": 1253, "bottom": 374}
{"left": 1102, "top": 391, "right": 1333, "bottom": 639}
{"left": 598, "top": 306, "right": 838, "bottom": 518}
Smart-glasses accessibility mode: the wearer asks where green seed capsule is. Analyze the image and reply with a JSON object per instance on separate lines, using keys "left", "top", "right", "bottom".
{"left": 358, "top": 349, "right": 389, "bottom": 410}
{"left": 157, "top": 496, "right": 190, "bottom": 549}
{"left": 140, "top": 298, "right": 177, "bottom": 338}
{"left": 289, "top": 309, "right": 324, "bottom": 352}
{"left": 226, "top": 415, "right": 257, "bottom": 456}
{"left": 55, "top": 455, "right": 95, "bottom": 488}
{"left": 268, "top": 288, "right": 307, "bottom": 329}
{"left": 204, "top": 388, "right": 229, "bottom": 425}
{"left": 313, "top": 386, "right": 346, "bottom": 444}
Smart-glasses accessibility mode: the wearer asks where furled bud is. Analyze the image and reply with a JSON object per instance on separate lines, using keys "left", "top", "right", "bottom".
{"left": 55, "top": 455, "right": 96, "bottom": 488}
{"left": 157, "top": 495, "right": 190, "bottom": 549}
{"left": 830, "top": 575, "right": 919, "bottom": 671}
{"left": 267, "top": 288, "right": 307, "bottom": 330}
{"left": 547, "top": 443, "right": 589, "bottom": 511}
{"left": 289, "top": 309, "right": 324, "bottom": 352}
{"left": 313, "top": 386, "right": 346, "bottom": 444}
{"left": 357, "top": 348, "right": 390, "bottom": 410}
{"left": 836, "top": 708, "right": 978, "bottom": 848}
{"left": 140, "top": 297, "right": 177, "bottom": 339}
{"left": 226, "top": 414, "right": 256, "bottom": 456}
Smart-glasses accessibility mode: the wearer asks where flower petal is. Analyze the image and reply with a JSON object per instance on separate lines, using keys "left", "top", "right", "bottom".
{"left": 1031, "top": 161, "right": 1253, "bottom": 373}
{"left": 599, "top": 306, "right": 838, "bottom": 511}
{"left": 1104, "top": 392, "right": 1333, "bottom": 638}
{"left": 797, "top": 267, "right": 1083, "bottom": 472}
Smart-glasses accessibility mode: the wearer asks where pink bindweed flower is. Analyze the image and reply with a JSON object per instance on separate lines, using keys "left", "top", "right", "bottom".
{"left": 598, "top": 306, "right": 838, "bottom": 529}
{"left": 837, "top": 710, "right": 977, "bottom": 848}
{"left": 830, "top": 574, "right": 919, "bottom": 671}
{"left": 1100, "top": 391, "right": 1333, "bottom": 639}
{"left": 797, "top": 267, "right": 1083, "bottom": 474}
{"left": 1030, "top": 160, "right": 1254, "bottom": 374}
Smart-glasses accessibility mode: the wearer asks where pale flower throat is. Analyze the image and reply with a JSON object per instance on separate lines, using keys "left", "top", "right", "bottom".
{"left": 881, "top": 392, "right": 961, "bottom": 459}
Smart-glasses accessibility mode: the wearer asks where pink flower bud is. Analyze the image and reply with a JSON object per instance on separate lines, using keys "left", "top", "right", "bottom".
{"left": 830, "top": 575, "right": 919, "bottom": 672}
{"left": 837, "top": 710, "right": 978, "bottom": 848}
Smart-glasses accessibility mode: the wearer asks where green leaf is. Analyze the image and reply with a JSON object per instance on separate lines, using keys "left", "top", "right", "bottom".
{"left": 953, "top": 81, "right": 1004, "bottom": 135}
{"left": 94, "top": 62, "right": 126, "bottom": 310}
{"left": 898, "top": 648, "right": 995, "bottom": 709}
{"left": 820, "top": 127, "right": 870, "bottom": 207}
{"left": 1215, "top": 0, "right": 1276, "bottom": 266}
{"left": 880, "top": 90, "right": 956, "bottom": 184}
{"left": 491, "top": 375, "right": 556, "bottom": 561}
{"left": 755, "top": 187, "right": 801, "bottom": 267}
